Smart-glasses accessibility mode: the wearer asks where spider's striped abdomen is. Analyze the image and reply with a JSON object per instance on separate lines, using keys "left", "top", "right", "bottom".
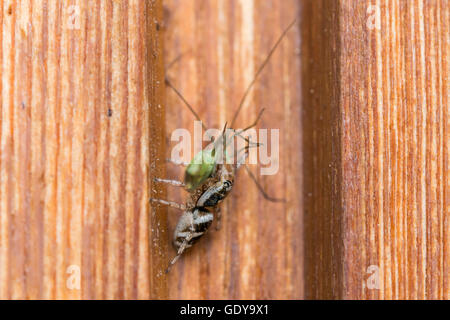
{"left": 173, "top": 207, "right": 214, "bottom": 249}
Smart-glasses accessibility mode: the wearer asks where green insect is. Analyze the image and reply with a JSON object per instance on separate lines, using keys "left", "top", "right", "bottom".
{"left": 183, "top": 126, "right": 226, "bottom": 192}
{"left": 184, "top": 148, "right": 216, "bottom": 191}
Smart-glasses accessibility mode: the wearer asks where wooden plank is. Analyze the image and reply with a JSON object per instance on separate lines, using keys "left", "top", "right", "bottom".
{"left": 301, "top": 0, "right": 342, "bottom": 300}
{"left": 163, "top": 0, "right": 303, "bottom": 299}
{"left": 302, "top": 0, "right": 448, "bottom": 299}
{"left": 0, "top": 0, "right": 166, "bottom": 299}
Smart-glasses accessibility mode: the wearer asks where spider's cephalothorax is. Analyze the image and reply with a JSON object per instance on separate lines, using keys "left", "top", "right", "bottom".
{"left": 196, "top": 179, "right": 232, "bottom": 207}
{"left": 197, "top": 163, "right": 234, "bottom": 207}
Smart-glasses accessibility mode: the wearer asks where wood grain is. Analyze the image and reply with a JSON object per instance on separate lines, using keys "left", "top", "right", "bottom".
{"left": 0, "top": 0, "right": 447, "bottom": 300}
{"left": 163, "top": 0, "right": 303, "bottom": 299}
{"left": 0, "top": 0, "right": 166, "bottom": 299}
{"left": 302, "top": 0, "right": 449, "bottom": 299}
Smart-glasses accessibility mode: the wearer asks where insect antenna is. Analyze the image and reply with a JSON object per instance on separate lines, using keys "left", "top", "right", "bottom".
{"left": 223, "top": 108, "right": 265, "bottom": 149}
{"left": 211, "top": 122, "right": 228, "bottom": 156}
{"left": 227, "top": 20, "right": 295, "bottom": 202}
{"left": 166, "top": 19, "right": 296, "bottom": 136}
{"left": 165, "top": 78, "right": 208, "bottom": 132}
{"left": 165, "top": 49, "right": 209, "bottom": 132}
{"left": 166, "top": 75, "right": 259, "bottom": 146}
{"left": 230, "top": 19, "right": 297, "bottom": 129}
{"left": 235, "top": 141, "right": 263, "bottom": 169}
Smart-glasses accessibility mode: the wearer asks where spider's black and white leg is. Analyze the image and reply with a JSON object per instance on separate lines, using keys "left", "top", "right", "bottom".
{"left": 166, "top": 233, "right": 193, "bottom": 273}
{"left": 149, "top": 198, "right": 186, "bottom": 211}
{"left": 153, "top": 177, "right": 185, "bottom": 188}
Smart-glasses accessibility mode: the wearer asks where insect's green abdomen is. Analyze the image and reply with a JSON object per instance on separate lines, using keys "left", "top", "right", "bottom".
{"left": 184, "top": 149, "right": 216, "bottom": 192}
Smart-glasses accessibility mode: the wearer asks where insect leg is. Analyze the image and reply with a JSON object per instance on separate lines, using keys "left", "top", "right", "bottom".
{"left": 235, "top": 141, "right": 262, "bottom": 170}
{"left": 236, "top": 134, "right": 260, "bottom": 147}
{"left": 234, "top": 136, "right": 285, "bottom": 203}
{"left": 241, "top": 108, "right": 265, "bottom": 133}
{"left": 243, "top": 165, "right": 287, "bottom": 203}
{"left": 149, "top": 198, "right": 186, "bottom": 211}
{"left": 165, "top": 78, "right": 218, "bottom": 143}
{"left": 233, "top": 120, "right": 285, "bottom": 202}
{"left": 165, "top": 78, "right": 208, "bottom": 132}
{"left": 154, "top": 177, "right": 186, "bottom": 188}
{"left": 228, "top": 108, "right": 265, "bottom": 146}
{"left": 166, "top": 49, "right": 191, "bottom": 71}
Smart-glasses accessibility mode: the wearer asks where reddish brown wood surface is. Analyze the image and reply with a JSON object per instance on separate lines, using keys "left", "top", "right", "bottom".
{"left": 302, "top": 0, "right": 448, "bottom": 299}
{"left": 163, "top": 0, "right": 303, "bottom": 299}
{"left": 0, "top": 0, "right": 166, "bottom": 299}
{"left": 0, "top": 0, "right": 447, "bottom": 300}
{"left": 301, "top": 0, "right": 342, "bottom": 300}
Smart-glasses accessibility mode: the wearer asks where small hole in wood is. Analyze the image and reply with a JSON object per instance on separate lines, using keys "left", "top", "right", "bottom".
{"left": 7, "top": 5, "right": 12, "bottom": 15}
